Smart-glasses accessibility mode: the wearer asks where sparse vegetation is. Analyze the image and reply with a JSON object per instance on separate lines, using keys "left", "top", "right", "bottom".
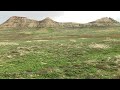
{"left": 0, "top": 16, "right": 120, "bottom": 79}
{"left": 0, "top": 26, "right": 120, "bottom": 79}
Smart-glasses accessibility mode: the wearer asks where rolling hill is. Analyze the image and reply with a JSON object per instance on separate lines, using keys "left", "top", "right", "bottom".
{"left": 85, "top": 17, "right": 120, "bottom": 27}
{"left": 0, "top": 16, "right": 39, "bottom": 28}
{"left": 0, "top": 16, "right": 120, "bottom": 29}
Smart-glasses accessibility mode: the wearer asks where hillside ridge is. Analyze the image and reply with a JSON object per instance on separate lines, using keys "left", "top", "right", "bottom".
{"left": 0, "top": 16, "right": 120, "bottom": 28}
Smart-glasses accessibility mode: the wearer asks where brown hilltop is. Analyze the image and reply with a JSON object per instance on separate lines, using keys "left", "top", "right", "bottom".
{"left": 38, "top": 17, "right": 60, "bottom": 27}
{"left": 0, "top": 16, "right": 39, "bottom": 28}
{"left": 0, "top": 16, "right": 120, "bottom": 29}
{"left": 85, "top": 17, "right": 120, "bottom": 26}
{"left": 91, "top": 17, "right": 118, "bottom": 23}
{"left": 38, "top": 17, "right": 81, "bottom": 28}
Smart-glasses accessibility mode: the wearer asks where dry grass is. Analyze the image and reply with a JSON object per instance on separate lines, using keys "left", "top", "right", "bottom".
{"left": 26, "top": 41, "right": 32, "bottom": 43}
{"left": 69, "top": 39, "right": 76, "bottom": 42}
{"left": 19, "top": 32, "right": 32, "bottom": 35}
{"left": 80, "top": 38, "right": 87, "bottom": 39}
{"left": 114, "top": 55, "right": 120, "bottom": 63}
{"left": 33, "top": 40, "right": 49, "bottom": 42}
{"left": 103, "top": 38, "right": 120, "bottom": 42}
{"left": 0, "top": 42, "right": 19, "bottom": 46}
{"left": 89, "top": 43, "right": 110, "bottom": 49}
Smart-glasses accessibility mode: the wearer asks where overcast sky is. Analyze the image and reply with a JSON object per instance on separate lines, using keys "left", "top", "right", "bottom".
{"left": 0, "top": 11, "right": 120, "bottom": 24}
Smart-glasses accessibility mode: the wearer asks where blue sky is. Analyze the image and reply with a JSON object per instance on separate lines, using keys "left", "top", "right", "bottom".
{"left": 0, "top": 11, "right": 120, "bottom": 24}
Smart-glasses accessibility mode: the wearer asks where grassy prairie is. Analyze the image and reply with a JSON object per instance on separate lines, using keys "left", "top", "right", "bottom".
{"left": 0, "top": 27, "right": 120, "bottom": 79}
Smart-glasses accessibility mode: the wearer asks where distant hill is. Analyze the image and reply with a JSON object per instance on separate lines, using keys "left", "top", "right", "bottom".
{"left": 0, "top": 16, "right": 120, "bottom": 29}
{"left": 0, "top": 16, "right": 39, "bottom": 28}
{"left": 38, "top": 17, "right": 60, "bottom": 27}
{"left": 85, "top": 17, "right": 120, "bottom": 27}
